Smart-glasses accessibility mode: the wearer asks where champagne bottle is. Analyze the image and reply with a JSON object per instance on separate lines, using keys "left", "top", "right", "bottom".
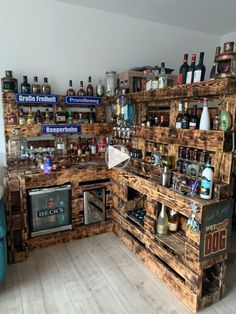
{"left": 178, "top": 54, "right": 188, "bottom": 85}
{"left": 157, "top": 204, "right": 168, "bottom": 235}
{"left": 199, "top": 98, "right": 210, "bottom": 130}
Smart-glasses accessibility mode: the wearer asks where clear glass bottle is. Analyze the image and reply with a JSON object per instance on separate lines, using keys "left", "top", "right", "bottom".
{"left": 66, "top": 80, "right": 76, "bottom": 96}
{"left": 1, "top": 70, "right": 18, "bottom": 93}
{"left": 21, "top": 76, "right": 31, "bottom": 94}
{"left": 157, "top": 204, "right": 168, "bottom": 235}
{"left": 55, "top": 136, "right": 67, "bottom": 155}
{"left": 96, "top": 78, "right": 105, "bottom": 97}
{"left": 42, "top": 77, "right": 51, "bottom": 95}
{"left": 187, "top": 149, "right": 200, "bottom": 177}
{"left": 168, "top": 210, "right": 179, "bottom": 232}
{"left": 158, "top": 62, "right": 167, "bottom": 88}
{"left": 32, "top": 76, "right": 41, "bottom": 94}
{"left": 160, "top": 165, "right": 171, "bottom": 187}
{"left": 105, "top": 71, "right": 116, "bottom": 96}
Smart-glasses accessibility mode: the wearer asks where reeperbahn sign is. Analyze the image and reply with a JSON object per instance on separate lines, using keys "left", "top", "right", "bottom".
{"left": 41, "top": 125, "right": 81, "bottom": 135}
{"left": 65, "top": 96, "right": 102, "bottom": 105}
{"left": 15, "top": 94, "right": 59, "bottom": 105}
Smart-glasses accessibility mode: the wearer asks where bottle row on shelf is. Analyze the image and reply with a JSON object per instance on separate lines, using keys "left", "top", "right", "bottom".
{"left": 5, "top": 105, "right": 98, "bottom": 126}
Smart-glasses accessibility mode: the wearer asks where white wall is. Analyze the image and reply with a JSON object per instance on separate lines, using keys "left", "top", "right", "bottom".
{"left": 0, "top": 0, "right": 220, "bottom": 178}
{"left": 221, "top": 30, "right": 236, "bottom": 45}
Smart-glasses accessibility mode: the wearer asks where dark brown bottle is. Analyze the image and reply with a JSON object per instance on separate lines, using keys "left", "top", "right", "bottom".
{"left": 186, "top": 54, "right": 196, "bottom": 84}
{"left": 181, "top": 102, "right": 189, "bottom": 129}
{"left": 189, "top": 105, "right": 198, "bottom": 129}
{"left": 32, "top": 76, "right": 41, "bottom": 94}
{"left": 77, "top": 81, "right": 86, "bottom": 96}
{"left": 55, "top": 106, "right": 66, "bottom": 124}
{"left": 86, "top": 76, "right": 94, "bottom": 96}
{"left": 42, "top": 77, "right": 51, "bottom": 95}
{"left": 178, "top": 54, "right": 188, "bottom": 85}
{"left": 176, "top": 146, "right": 184, "bottom": 172}
{"left": 35, "top": 110, "right": 42, "bottom": 124}
{"left": 66, "top": 80, "right": 76, "bottom": 96}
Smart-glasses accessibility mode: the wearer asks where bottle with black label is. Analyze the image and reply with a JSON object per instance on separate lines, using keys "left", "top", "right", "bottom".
{"left": 200, "top": 158, "right": 213, "bottom": 199}
{"left": 189, "top": 105, "right": 198, "bottom": 129}
{"left": 181, "top": 102, "right": 189, "bottom": 129}
{"left": 193, "top": 52, "right": 206, "bottom": 83}
{"left": 32, "top": 76, "right": 41, "bottom": 94}
{"left": 55, "top": 106, "right": 66, "bottom": 124}
{"left": 42, "top": 77, "right": 51, "bottom": 95}
{"left": 178, "top": 54, "right": 188, "bottom": 85}
{"left": 21, "top": 76, "right": 31, "bottom": 94}
{"left": 187, "top": 149, "right": 200, "bottom": 177}
{"left": 186, "top": 54, "right": 196, "bottom": 84}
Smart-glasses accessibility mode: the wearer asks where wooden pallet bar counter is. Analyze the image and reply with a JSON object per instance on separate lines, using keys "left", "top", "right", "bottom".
{"left": 2, "top": 78, "right": 235, "bottom": 312}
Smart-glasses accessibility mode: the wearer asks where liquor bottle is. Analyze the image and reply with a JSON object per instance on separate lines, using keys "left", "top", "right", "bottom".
{"left": 44, "top": 109, "right": 51, "bottom": 124}
{"left": 124, "top": 80, "right": 130, "bottom": 94}
{"left": 90, "top": 138, "right": 97, "bottom": 154}
{"left": 67, "top": 110, "right": 73, "bottom": 124}
{"left": 176, "top": 103, "right": 183, "bottom": 128}
{"left": 84, "top": 140, "right": 90, "bottom": 155}
{"left": 187, "top": 149, "right": 200, "bottom": 177}
{"left": 78, "top": 113, "right": 84, "bottom": 124}
{"left": 160, "top": 165, "right": 171, "bottom": 187}
{"left": 77, "top": 138, "right": 82, "bottom": 156}
{"left": 157, "top": 204, "right": 168, "bottom": 235}
{"left": 1, "top": 70, "right": 18, "bottom": 93}
{"left": 199, "top": 98, "right": 210, "bottom": 130}
{"left": 88, "top": 107, "right": 95, "bottom": 124}
{"left": 182, "top": 147, "right": 190, "bottom": 174}
{"left": 18, "top": 109, "right": 26, "bottom": 125}
{"left": 66, "top": 80, "right": 76, "bottom": 96}
{"left": 186, "top": 54, "right": 196, "bottom": 84}
{"left": 210, "top": 47, "right": 221, "bottom": 80}
{"left": 178, "top": 54, "right": 188, "bottom": 85}
{"left": 189, "top": 105, "right": 198, "bottom": 129}
{"left": 158, "top": 62, "right": 167, "bottom": 88}
{"left": 55, "top": 136, "right": 67, "bottom": 155}
{"left": 193, "top": 52, "right": 206, "bottom": 83}
{"left": 26, "top": 107, "right": 34, "bottom": 125}
{"left": 120, "top": 89, "right": 127, "bottom": 121}
{"left": 35, "top": 110, "right": 42, "bottom": 124}
{"left": 32, "top": 76, "right": 41, "bottom": 94}
{"left": 199, "top": 151, "right": 208, "bottom": 178}
{"left": 77, "top": 81, "right": 86, "bottom": 96}
{"left": 212, "top": 114, "right": 220, "bottom": 130}
{"left": 176, "top": 147, "right": 184, "bottom": 172}
{"left": 55, "top": 106, "right": 66, "bottom": 124}
{"left": 168, "top": 210, "right": 179, "bottom": 232}
{"left": 42, "top": 77, "right": 51, "bottom": 95}
{"left": 21, "top": 76, "right": 31, "bottom": 94}
{"left": 200, "top": 158, "right": 213, "bottom": 200}
{"left": 181, "top": 102, "right": 190, "bottom": 129}
{"left": 96, "top": 78, "right": 105, "bottom": 97}
{"left": 86, "top": 76, "right": 94, "bottom": 96}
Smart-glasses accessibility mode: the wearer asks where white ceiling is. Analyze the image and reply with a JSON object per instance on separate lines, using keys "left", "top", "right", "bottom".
{"left": 55, "top": 0, "right": 236, "bottom": 36}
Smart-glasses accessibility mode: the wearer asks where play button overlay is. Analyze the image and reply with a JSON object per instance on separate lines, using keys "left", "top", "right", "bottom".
{"left": 105, "top": 145, "right": 130, "bottom": 169}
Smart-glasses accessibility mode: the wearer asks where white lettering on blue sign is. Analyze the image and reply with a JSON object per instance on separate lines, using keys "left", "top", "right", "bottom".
{"left": 41, "top": 125, "right": 81, "bottom": 135}
{"left": 65, "top": 96, "right": 102, "bottom": 105}
{"left": 15, "top": 94, "right": 59, "bottom": 105}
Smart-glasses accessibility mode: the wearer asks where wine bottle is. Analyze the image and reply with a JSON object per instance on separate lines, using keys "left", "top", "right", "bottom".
{"left": 77, "top": 81, "right": 86, "bottom": 96}
{"left": 193, "top": 52, "right": 206, "bottom": 83}
{"left": 175, "top": 103, "right": 183, "bottom": 128}
{"left": 181, "top": 102, "right": 189, "bottom": 129}
{"left": 200, "top": 158, "right": 213, "bottom": 200}
{"left": 178, "top": 54, "right": 188, "bottom": 85}
{"left": 156, "top": 204, "right": 168, "bottom": 235}
{"left": 66, "top": 80, "right": 76, "bottom": 96}
{"left": 210, "top": 47, "right": 221, "bottom": 80}
{"left": 186, "top": 54, "right": 196, "bottom": 84}
{"left": 86, "top": 76, "right": 94, "bottom": 96}
{"left": 199, "top": 98, "right": 210, "bottom": 130}
{"left": 189, "top": 105, "right": 198, "bottom": 129}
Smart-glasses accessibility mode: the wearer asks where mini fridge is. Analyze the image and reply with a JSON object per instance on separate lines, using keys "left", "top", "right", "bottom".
{"left": 28, "top": 184, "right": 72, "bottom": 237}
